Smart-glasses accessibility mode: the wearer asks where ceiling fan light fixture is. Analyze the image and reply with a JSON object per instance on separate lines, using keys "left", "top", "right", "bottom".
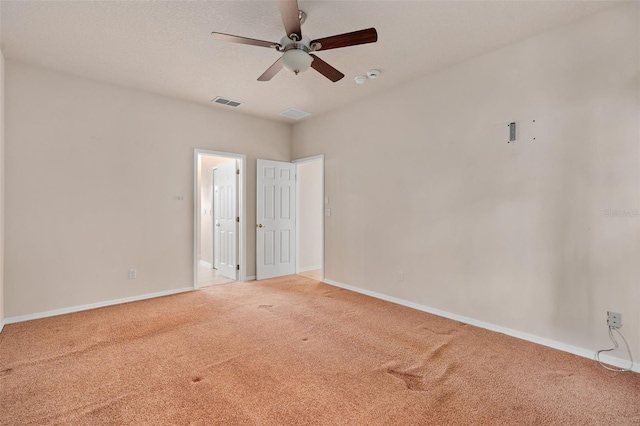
{"left": 282, "top": 48, "right": 313, "bottom": 75}
{"left": 211, "top": 1, "right": 378, "bottom": 83}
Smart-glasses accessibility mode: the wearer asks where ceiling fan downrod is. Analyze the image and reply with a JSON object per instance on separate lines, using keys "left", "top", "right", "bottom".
{"left": 288, "top": 11, "right": 306, "bottom": 41}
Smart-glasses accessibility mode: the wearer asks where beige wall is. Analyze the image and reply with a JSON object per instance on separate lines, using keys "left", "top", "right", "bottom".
{"left": 297, "top": 159, "right": 323, "bottom": 271}
{"left": 4, "top": 60, "right": 290, "bottom": 317}
{"left": 292, "top": 3, "right": 640, "bottom": 358}
{"left": 0, "top": 50, "right": 5, "bottom": 327}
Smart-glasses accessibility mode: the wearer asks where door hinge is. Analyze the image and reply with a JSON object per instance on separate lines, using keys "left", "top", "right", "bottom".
{"left": 236, "top": 169, "right": 240, "bottom": 175}
{"left": 236, "top": 217, "right": 240, "bottom": 223}
{"left": 236, "top": 265, "right": 240, "bottom": 271}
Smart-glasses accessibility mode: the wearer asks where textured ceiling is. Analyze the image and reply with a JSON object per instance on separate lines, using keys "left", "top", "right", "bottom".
{"left": 0, "top": 1, "right": 617, "bottom": 123}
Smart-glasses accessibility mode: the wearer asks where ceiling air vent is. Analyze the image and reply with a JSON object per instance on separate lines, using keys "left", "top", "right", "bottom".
{"left": 211, "top": 96, "right": 243, "bottom": 108}
{"left": 279, "top": 108, "right": 311, "bottom": 120}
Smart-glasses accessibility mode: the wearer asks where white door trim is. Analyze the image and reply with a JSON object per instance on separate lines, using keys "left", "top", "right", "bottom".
{"left": 194, "top": 149, "right": 247, "bottom": 288}
{"left": 293, "top": 154, "right": 325, "bottom": 281}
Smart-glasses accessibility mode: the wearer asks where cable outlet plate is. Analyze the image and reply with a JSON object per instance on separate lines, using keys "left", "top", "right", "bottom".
{"left": 607, "top": 311, "right": 621, "bottom": 328}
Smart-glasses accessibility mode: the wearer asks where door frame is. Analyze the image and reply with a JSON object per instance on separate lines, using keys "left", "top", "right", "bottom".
{"left": 293, "top": 154, "right": 325, "bottom": 281}
{"left": 193, "top": 149, "right": 246, "bottom": 288}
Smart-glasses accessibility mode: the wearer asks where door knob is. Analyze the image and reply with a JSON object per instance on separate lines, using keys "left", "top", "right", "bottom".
{"left": 216, "top": 223, "right": 220, "bottom": 227}
{"left": 257, "top": 224, "right": 264, "bottom": 228}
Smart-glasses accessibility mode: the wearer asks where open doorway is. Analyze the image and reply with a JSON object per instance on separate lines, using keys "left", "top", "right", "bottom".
{"left": 294, "top": 155, "right": 324, "bottom": 281}
{"left": 194, "top": 149, "right": 246, "bottom": 288}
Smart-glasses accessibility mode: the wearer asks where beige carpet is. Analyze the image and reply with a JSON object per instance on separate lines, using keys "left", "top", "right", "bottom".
{"left": 1, "top": 275, "right": 638, "bottom": 425}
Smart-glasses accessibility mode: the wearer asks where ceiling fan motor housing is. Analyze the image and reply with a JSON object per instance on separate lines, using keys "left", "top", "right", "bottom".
{"left": 280, "top": 35, "right": 314, "bottom": 74}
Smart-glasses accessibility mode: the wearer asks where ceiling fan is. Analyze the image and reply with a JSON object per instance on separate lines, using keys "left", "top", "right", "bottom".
{"left": 211, "top": 0, "right": 378, "bottom": 82}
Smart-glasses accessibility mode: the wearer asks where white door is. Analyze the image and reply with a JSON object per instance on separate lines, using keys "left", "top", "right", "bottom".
{"left": 256, "top": 159, "right": 296, "bottom": 280}
{"left": 215, "top": 160, "right": 238, "bottom": 280}
{"left": 212, "top": 168, "right": 220, "bottom": 270}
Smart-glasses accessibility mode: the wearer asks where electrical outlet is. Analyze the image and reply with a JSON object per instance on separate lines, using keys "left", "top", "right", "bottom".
{"left": 129, "top": 269, "right": 137, "bottom": 279}
{"left": 607, "top": 311, "right": 621, "bottom": 328}
{"left": 397, "top": 271, "right": 404, "bottom": 281}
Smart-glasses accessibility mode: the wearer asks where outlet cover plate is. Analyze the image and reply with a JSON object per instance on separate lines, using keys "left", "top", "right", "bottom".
{"left": 607, "top": 311, "right": 621, "bottom": 328}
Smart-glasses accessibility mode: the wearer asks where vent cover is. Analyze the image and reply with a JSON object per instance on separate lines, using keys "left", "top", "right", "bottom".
{"left": 211, "top": 96, "right": 243, "bottom": 108}
{"left": 279, "top": 108, "right": 311, "bottom": 120}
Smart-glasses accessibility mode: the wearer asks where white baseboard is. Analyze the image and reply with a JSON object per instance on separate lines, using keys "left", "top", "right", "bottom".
{"left": 323, "top": 278, "right": 638, "bottom": 373}
{"left": 244, "top": 276, "right": 256, "bottom": 281}
{"left": 0, "top": 319, "right": 5, "bottom": 334}
{"left": 297, "top": 265, "right": 322, "bottom": 273}
{"left": 199, "top": 260, "right": 213, "bottom": 269}
{"left": 3, "top": 287, "right": 193, "bottom": 325}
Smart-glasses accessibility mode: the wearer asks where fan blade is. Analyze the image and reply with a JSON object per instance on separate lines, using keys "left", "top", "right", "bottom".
{"left": 211, "top": 31, "right": 279, "bottom": 49}
{"left": 278, "top": 0, "right": 302, "bottom": 40}
{"left": 312, "top": 28, "right": 378, "bottom": 51}
{"left": 310, "top": 55, "right": 344, "bottom": 82}
{"left": 258, "top": 57, "right": 284, "bottom": 81}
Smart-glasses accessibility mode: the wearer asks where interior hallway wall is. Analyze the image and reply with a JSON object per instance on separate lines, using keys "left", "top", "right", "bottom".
{"left": 4, "top": 60, "right": 290, "bottom": 318}
{"left": 297, "top": 159, "right": 322, "bottom": 272}
{"left": 292, "top": 3, "right": 640, "bottom": 362}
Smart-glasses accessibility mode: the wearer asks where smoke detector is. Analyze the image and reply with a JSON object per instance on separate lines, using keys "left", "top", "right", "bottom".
{"left": 354, "top": 76, "right": 367, "bottom": 84}
{"left": 366, "top": 69, "right": 380, "bottom": 79}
